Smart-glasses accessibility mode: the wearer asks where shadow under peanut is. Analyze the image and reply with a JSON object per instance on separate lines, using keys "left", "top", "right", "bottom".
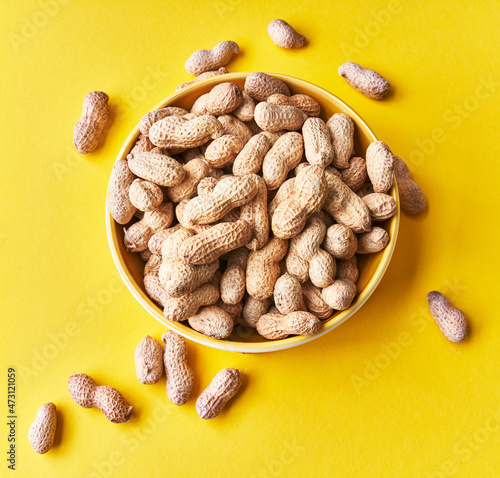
{"left": 52, "top": 406, "right": 64, "bottom": 450}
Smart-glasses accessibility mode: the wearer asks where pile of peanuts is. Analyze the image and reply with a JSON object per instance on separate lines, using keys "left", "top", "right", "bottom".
{"left": 32, "top": 21, "right": 469, "bottom": 455}
{"left": 108, "top": 62, "right": 424, "bottom": 342}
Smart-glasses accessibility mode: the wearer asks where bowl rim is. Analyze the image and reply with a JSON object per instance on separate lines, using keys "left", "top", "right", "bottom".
{"left": 105, "top": 71, "right": 400, "bottom": 353}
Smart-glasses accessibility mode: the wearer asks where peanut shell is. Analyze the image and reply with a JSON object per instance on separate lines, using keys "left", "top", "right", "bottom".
{"left": 244, "top": 72, "right": 291, "bottom": 102}
{"left": 162, "top": 331, "right": 194, "bottom": 405}
{"left": 127, "top": 151, "right": 186, "bottom": 187}
{"left": 427, "top": 291, "right": 468, "bottom": 343}
{"left": 134, "top": 335, "right": 163, "bottom": 385}
{"left": 196, "top": 368, "right": 242, "bottom": 419}
{"left": 188, "top": 306, "right": 234, "bottom": 339}
{"left": 28, "top": 403, "right": 57, "bottom": 454}
{"left": 257, "top": 311, "right": 321, "bottom": 339}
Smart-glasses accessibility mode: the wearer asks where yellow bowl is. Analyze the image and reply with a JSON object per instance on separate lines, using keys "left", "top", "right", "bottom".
{"left": 106, "top": 72, "right": 399, "bottom": 353}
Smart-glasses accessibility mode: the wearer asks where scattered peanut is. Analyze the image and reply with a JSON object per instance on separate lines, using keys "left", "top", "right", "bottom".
{"left": 216, "top": 299, "right": 243, "bottom": 320}
{"left": 196, "top": 368, "right": 242, "bottom": 419}
{"left": 74, "top": 91, "right": 109, "bottom": 154}
{"left": 190, "top": 93, "right": 210, "bottom": 115}
{"left": 162, "top": 331, "right": 195, "bottom": 405}
{"left": 28, "top": 403, "right": 57, "bottom": 454}
{"left": 197, "top": 176, "right": 219, "bottom": 196}
{"left": 144, "top": 253, "right": 162, "bottom": 275}
{"left": 185, "top": 41, "right": 239, "bottom": 76}
{"left": 267, "top": 19, "right": 306, "bottom": 48}
{"left": 144, "top": 252, "right": 163, "bottom": 275}
{"left": 315, "top": 210, "right": 335, "bottom": 228}
{"left": 134, "top": 336, "right": 163, "bottom": 385}
{"left": 176, "top": 200, "right": 211, "bottom": 233}
{"left": 356, "top": 183, "right": 375, "bottom": 198}
{"left": 267, "top": 305, "right": 281, "bottom": 315}
{"left": 427, "top": 291, "right": 469, "bottom": 343}
{"left": 338, "top": 62, "right": 390, "bottom": 99}
{"left": 68, "top": 374, "right": 133, "bottom": 423}
{"left": 262, "top": 130, "right": 285, "bottom": 145}
{"left": 140, "top": 249, "right": 153, "bottom": 261}
{"left": 245, "top": 118, "right": 263, "bottom": 135}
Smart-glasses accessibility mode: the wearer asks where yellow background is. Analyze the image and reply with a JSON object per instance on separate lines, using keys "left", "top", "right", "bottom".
{"left": 1, "top": 0, "right": 499, "bottom": 476}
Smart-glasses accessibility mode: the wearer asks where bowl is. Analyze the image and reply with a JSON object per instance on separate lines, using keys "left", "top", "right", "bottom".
{"left": 106, "top": 72, "right": 400, "bottom": 353}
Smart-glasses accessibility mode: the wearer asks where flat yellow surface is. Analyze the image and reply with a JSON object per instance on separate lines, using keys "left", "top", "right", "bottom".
{"left": 1, "top": 1, "right": 499, "bottom": 477}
